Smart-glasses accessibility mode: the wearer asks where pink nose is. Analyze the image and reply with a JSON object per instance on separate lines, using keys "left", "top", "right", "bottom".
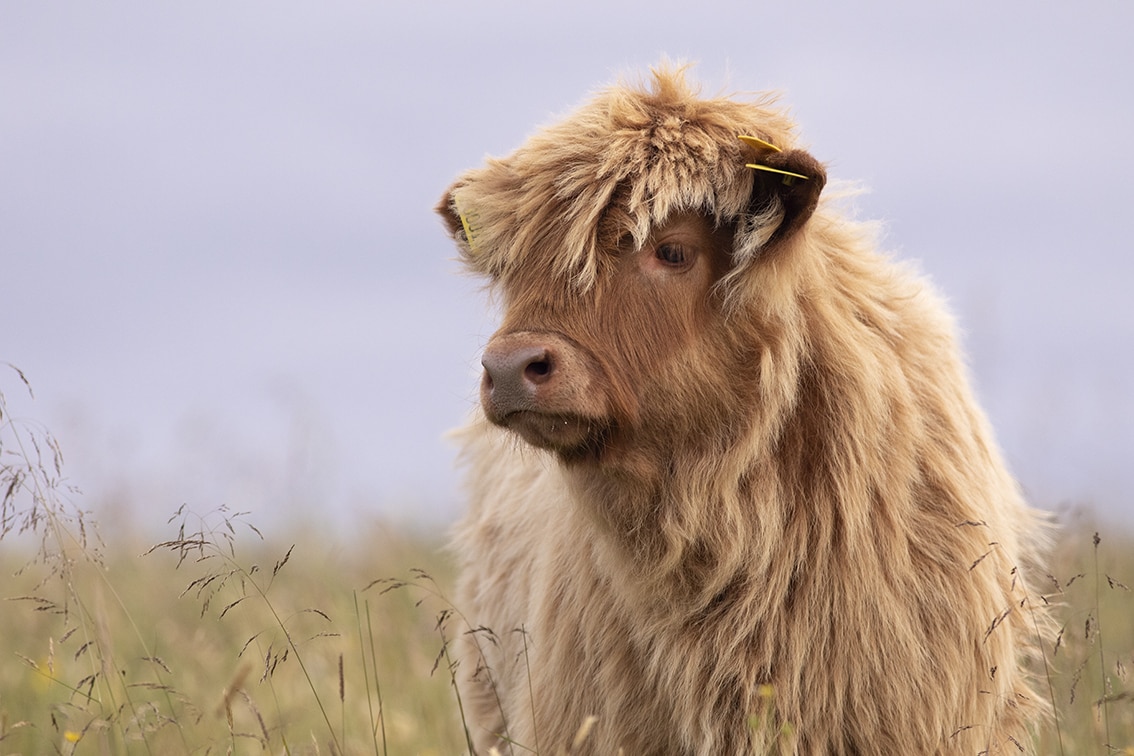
{"left": 481, "top": 339, "right": 557, "bottom": 418}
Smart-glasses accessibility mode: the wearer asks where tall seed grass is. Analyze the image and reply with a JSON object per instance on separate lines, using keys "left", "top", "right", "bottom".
{"left": 3, "top": 365, "right": 1133, "bottom": 754}
{"left": 1, "top": 366, "right": 467, "bottom": 754}
{"left": 1035, "top": 510, "right": 1134, "bottom": 754}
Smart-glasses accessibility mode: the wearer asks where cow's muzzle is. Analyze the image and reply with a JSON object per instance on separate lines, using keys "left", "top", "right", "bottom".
{"left": 480, "top": 331, "right": 609, "bottom": 454}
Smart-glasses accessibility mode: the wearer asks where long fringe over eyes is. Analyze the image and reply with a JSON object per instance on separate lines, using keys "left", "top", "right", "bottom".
{"left": 444, "top": 64, "right": 799, "bottom": 291}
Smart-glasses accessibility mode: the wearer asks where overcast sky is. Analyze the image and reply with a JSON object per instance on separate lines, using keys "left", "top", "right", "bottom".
{"left": 3, "top": 2, "right": 1132, "bottom": 533}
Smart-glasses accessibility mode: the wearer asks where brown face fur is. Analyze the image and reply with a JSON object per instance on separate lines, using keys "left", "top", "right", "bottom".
{"left": 438, "top": 127, "right": 826, "bottom": 481}
{"left": 477, "top": 211, "right": 748, "bottom": 472}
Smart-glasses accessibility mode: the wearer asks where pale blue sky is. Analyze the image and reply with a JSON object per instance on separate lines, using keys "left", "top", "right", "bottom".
{"left": 3, "top": 2, "right": 1132, "bottom": 531}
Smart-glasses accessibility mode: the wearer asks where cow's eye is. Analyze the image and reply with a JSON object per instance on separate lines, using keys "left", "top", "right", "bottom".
{"left": 655, "top": 243, "right": 689, "bottom": 267}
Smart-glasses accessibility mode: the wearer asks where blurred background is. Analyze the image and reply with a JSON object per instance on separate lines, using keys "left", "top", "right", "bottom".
{"left": 3, "top": 1, "right": 1132, "bottom": 536}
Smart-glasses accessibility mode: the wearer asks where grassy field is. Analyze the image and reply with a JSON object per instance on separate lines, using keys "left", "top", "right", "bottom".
{"left": 1033, "top": 513, "right": 1134, "bottom": 755}
{"left": 0, "top": 509, "right": 469, "bottom": 755}
{"left": 3, "top": 378, "right": 1133, "bottom": 754}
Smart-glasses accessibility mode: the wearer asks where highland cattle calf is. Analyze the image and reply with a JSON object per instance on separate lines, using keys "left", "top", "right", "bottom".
{"left": 437, "top": 67, "right": 1050, "bottom": 755}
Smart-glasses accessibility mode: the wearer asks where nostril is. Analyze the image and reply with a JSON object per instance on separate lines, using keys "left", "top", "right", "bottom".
{"left": 481, "top": 341, "right": 559, "bottom": 416}
{"left": 524, "top": 357, "right": 553, "bottom": 384}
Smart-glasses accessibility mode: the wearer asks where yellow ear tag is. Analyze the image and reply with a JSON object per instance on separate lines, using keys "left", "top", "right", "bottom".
{"left": 745, "top": 163, "right": 810, "bottom": 183}
{"left": 453, "top": 195, "right": 481, "bottom": 254}
{"left": 458, "top": 212, "right": 479, "bottom": 251}
{"left": 738, "top": 134, "right": 782, "bottom": 153}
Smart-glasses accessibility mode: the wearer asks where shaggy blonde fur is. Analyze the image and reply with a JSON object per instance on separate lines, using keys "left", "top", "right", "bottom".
{"left": 439, "top": 66, "right": 1051, "bottom": 755}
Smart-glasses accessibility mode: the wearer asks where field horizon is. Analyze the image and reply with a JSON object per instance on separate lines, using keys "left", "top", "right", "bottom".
{"left": 3, "top": 372, "right": 1132, "bottom": 754}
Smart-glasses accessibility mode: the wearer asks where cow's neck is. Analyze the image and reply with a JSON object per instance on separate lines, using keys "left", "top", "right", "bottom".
{"left": 562, "top": 444, "right": 785, "bottom": 618}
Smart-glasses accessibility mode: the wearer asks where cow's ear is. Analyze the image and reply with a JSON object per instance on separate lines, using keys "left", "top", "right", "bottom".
{"left": 435, "top": 184, "right": 465, "bottom": 239}
{"left": 744, "top": 148, "right": 827, "bottom": 251}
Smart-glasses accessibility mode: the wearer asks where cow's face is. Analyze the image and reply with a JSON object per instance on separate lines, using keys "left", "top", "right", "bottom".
{"left": 477, "top": 210, "right": 735, "bottom": 466}
{"left": 439, "top": 119, "right": 826, "bottom": 474}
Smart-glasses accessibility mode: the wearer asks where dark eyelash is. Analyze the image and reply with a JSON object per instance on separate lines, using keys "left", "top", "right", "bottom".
{"left": 655, "top": 243, "right": 687, "bottom": 265}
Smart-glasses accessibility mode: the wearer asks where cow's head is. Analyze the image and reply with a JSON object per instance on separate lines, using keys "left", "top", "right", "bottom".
{"left": 438, "top": 68, "right": 826, "bottom": 476}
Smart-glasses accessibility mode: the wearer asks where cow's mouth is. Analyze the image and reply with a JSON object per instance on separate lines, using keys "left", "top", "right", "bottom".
{"left": 494, "top": 410, "right": 613, "bottom": 462}
{"left": 479, "top": 330, "right": 618, "bottom": 462}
